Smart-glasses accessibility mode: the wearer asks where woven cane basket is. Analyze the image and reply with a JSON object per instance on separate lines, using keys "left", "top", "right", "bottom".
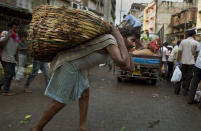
{"left": 28, "top": 5, "right": 110, "bottom": 62}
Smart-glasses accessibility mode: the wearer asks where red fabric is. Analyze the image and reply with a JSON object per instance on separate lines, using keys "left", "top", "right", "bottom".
{"left": 148, "top": 38, "right": 161, "bottom": 53}
{"left": 11, "top": 31, "right": 19, "bottom": 43}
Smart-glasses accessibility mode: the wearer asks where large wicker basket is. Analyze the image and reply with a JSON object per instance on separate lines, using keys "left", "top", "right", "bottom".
{"left": 28, "top": 5, "right": 110, "bottom": 62}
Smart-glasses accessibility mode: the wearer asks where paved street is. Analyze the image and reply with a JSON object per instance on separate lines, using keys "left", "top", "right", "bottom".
{"left": 0, "top": 66, "right": 201, "bottom": 131}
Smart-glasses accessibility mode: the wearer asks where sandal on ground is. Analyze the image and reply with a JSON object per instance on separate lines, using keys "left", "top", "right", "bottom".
{"left": 2, "top": 92, "right": 16, "bottom": 96}
{"left": 24, "top": 89, "right": 32, "bottom": 93}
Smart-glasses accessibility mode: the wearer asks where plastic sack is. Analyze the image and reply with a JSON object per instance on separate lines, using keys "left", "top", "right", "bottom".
{"left": 171, "top": 66, "right": 182, "bottom": 82}
{"left": 194, "top": 91, "right": 201, "bottom": 102}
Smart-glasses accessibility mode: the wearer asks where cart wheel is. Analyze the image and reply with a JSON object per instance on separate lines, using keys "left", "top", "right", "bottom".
{"left": 117, "top": 77, "right": 122, "bottom": 82}
{"left": 151, "top": 79, "right": 157, "bottom": 85}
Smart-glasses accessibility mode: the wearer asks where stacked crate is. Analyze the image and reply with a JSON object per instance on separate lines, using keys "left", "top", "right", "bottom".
{"left": 171, "top": 14, "right": 179, "bottom": 27}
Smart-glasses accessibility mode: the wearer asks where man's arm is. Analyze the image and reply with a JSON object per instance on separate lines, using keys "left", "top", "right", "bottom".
{"left": 119, "top": 15, "right": 130, "bottom": 28}
{"left": 177, "top": 50, "right": 182, "bottom": 63}
{"left": 119, "top": 21, "right": 128, "bottom": 28}
{"left": 194, "top": 42, "right": 200, "bottom": 60}
{"left": 177, "top": 41, "right": 183, "bottom": 63}
{"left": 165, "top": 50, "right": 169, "bottom": 61}
{"left": 19, "top": 47, "right": 27, "bottom": 51}
{"left": 0, "top": 30, "right": 12, "bottom": 46}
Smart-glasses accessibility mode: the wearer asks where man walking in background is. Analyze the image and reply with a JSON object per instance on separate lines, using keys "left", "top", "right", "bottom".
{"left": 175, "top": 30, "right": 199, "bottom": 96}
{"left": 161, "top": 42, "right": 169, "bottom": 79}
{"left": 167, "top": 41, "right": 181, "bottom": 81}
{"left": 24, "top": 60, "right": 49, "bottom": 93}
{"left": 15, "top": 32, "right": 28, "bottom": 80}
{"left": 0, "top": 22, "right": 19, "bottom": 96}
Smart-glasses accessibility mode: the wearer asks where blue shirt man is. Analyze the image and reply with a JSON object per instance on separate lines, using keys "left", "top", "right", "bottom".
{"left": 123, "top": 14, "right": 141, "bottom": 28}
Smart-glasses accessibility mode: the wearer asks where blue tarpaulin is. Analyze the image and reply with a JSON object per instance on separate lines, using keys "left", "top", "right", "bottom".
{"left": 133, "top": 57, "right": 159, "bottom": 64}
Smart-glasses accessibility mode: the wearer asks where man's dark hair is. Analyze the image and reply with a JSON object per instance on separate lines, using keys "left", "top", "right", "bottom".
{"left": 163, "top": 42, "right": 168, "bottom": 46}
{"left": 119, "top": 26, "right": 139, "bottom": 38}
{"left": 123, "top": 14, "right": 126, "bottom": 19}
{"left": 7, "top": 22, "right": 19, "bottom": 28}
{"left": 177, "top": 40, "right": 181, "bottom": 46}
{"left": 187, "top": 30, "right": 196, "bottom": 37}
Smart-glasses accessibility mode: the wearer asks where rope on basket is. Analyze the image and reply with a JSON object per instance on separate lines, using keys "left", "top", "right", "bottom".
{"left": 44, "top": 5, "right": 47, "bottom": 17}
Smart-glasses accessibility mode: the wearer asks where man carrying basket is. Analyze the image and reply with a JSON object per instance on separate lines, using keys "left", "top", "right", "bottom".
{"left": 32, "top": 25, "right": 136, "bottom": 131}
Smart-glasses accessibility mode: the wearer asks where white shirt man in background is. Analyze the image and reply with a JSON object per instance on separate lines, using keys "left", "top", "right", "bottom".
{"left": 0, "top": 22, "right": 19, "bottom": 96}
{"left": 188, "top": 42, "right": 201, "bottom": 106}
{"left": 167, "top": 41, "right": 181, "bottom": 81}
{"left": 175, "top": 30, "right": 199, "bottom": 96}
{"left": 161, "top": 42, "right": 169, "bottom": 79}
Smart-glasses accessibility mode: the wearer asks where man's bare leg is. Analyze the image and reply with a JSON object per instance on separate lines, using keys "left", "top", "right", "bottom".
{"left": 78, "top": 88, "right": 89, "bottom": 131}
{"left": 32, "top": 100, "right": 65, "bottom": 131}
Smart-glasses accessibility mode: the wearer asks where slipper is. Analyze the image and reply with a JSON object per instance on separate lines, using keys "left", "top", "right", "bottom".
{"left": 2, "top": 92, "right": 16, "bottom": 96}
{"left": 24, "top": 89, "right": 32, "bottom": 93}
{"left": 24, "top": 90, "right": 32, "bottom": 93}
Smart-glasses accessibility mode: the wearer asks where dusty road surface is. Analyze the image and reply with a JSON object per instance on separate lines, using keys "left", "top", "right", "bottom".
{"left": 0, "top": 66, "right": 201, "bottom": 131}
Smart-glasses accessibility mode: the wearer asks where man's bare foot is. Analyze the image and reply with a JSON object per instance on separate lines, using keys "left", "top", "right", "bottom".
{"left": 24, "top": 88, "right": 32, "bottom": 93}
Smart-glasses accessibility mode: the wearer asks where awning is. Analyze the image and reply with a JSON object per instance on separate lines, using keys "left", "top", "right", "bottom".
{"left": 0, "top": 2, "right": 32, "bottom": 20}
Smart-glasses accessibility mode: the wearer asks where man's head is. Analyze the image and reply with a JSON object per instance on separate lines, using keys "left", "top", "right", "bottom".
{"left": 177, "top": 40, "right": 181, "bottom": 46}
{"left": 7, "top": 22, "right": 19, "bottom": 32}
{"left": 119, "top": 27, "right": 139, "bottom": 48}
{"left": 119, "top": 26, "right": 138, "bottom": 39}
{"left": 145, "top": 30, "right": 149, "bottom": 36}
{"left": 163, "top": 42, "right": 168, "bottom": 47}
{"left": 123, "top": 14, "right": 126, "bottom": 19}
{"left": 187, "top": 29, "right": 196, "bottom": 37}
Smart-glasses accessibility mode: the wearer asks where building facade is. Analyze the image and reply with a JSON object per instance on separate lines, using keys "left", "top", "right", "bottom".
{"left": 143, "top": 2, "right": 156, "bottom": 33}
{"left": 78, "top": 0, "right": 116, "bottom": 23}
{"left": 142, "top": 0, "right": 198, "bottom": 42}
{"left": 130, "top": 3, "right": 146, "bottom": 18}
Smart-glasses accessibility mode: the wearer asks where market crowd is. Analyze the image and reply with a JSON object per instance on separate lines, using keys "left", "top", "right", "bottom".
{"left": 161, "top": 30, "right": 201, "bottom": 109}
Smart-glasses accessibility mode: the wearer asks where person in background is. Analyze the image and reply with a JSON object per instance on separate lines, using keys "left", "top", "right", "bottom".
{"left": 175, "top": 30, "right": 199, "bottom": 96}
{"left": 188, "top": 42, "right": 201, "bottom": 105}
{"left": 0, "top": 22, "right": 19, "bottom": 96}
{"left": 24, "top": 60, "right": 49, "bottom": 93}
{"left": 167, "top": 45, "right": 173, "bottom": 56}
{"left": 161, "top": 42, "right": 169, "bottom": 79}
{"left": 145, "top": 30, "right": 149, "bottom": 38}
{"left": 167, "top": 41, "right": 181, "bottom": 81}
{"left": 15, "top": 33, "right": 28, "bottom": 80}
